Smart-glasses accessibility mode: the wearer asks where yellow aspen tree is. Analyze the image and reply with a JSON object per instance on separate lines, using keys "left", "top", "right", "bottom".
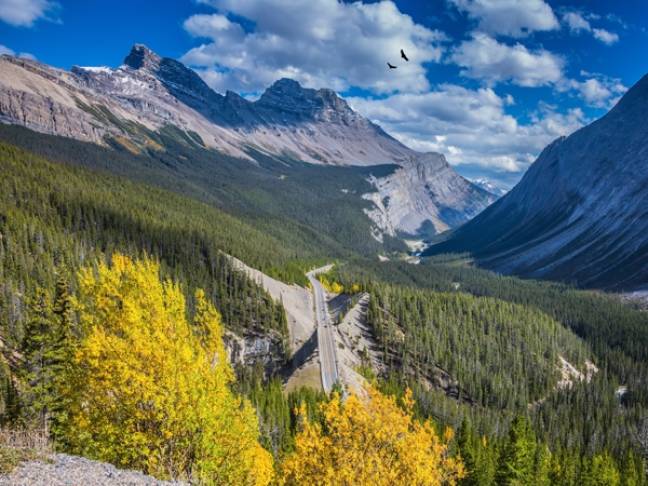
{"left": 59, "top": 254, "right": 273, "bottom": 485}
{"left": 330, "top": 281, "right": 344, "bottom": 294}
{"left": 280, "top": 386, "right": 465, "bottom": 485}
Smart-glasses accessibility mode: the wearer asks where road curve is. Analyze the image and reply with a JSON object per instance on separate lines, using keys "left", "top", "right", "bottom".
{"left": 307, "top": 268, "right": 339, "bottom": 393}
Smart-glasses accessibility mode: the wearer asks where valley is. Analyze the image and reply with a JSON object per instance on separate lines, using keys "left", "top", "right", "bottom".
{"left": 306, "top": 267, "right": 339, "bottom": 394}
{"left": 0, "top": 38, "right": 647, "bottom": 485}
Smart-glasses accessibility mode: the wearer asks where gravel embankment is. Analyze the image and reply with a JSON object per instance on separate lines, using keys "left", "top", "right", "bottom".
{"left": 0, "top": 453, "right": 188, "bottom": 486}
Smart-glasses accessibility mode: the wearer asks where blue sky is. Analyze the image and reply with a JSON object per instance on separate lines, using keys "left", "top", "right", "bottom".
{"left": 1, "top": 0, "right": 647, "bottom": 188}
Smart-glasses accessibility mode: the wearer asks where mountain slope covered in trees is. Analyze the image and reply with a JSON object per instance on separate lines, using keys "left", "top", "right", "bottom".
{"left": 0, "top": 123, "right": 405, "bottom": 257}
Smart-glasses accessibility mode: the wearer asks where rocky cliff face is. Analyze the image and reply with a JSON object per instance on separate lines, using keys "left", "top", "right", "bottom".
{"left": 0, "top": 44, "right": 493, "bottom": 238}
{"left": 0, "top": 58, "right": 119, "bottom": 145}
{"left": 364, "top": 152, "right": 493, "bottom": 238}
{"left": 223, "top": 329, "right": 286, "bottom": 378}
{"left": 425, "top": 73, "right": 648, "bottom": 290}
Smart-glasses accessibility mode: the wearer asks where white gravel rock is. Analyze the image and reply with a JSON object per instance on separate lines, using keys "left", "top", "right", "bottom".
{"left": 0, "top": 454, "right": 188, "bottom": 486}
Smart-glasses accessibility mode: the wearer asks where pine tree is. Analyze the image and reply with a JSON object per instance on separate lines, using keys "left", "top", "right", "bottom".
{"left": 21, "top": 287, "right": 53, "bottom": 425}
{"left": 581, "top": 452, "right": 621, "bottom": 486}
{"left": 48, "top": 273, "right": 75, "bottom": 442}
{"left": 620, "top": 450, "right": 645, "bottom": 486}
{"left": 0, "top": 361, "right": 20, "bottom": 423}
{"left": 533, "top": 444, "right": 552, "bottom": 486}
{"left": 549, "top": 449, "right": 579, "bottom": 486}
{"left": 457, "top": 419, "right": 496, "bottom": 485}
{"left": 496, "top": 416, "right": 537, "bottom": 485}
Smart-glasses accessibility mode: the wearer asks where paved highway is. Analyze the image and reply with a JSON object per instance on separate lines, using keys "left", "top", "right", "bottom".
{"left": 307, "top": 269, "right": 339, "bottom": 393}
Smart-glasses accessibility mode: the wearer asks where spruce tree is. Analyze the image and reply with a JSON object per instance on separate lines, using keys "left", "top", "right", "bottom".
{"left": 496, "top": 416, "right": 537, "bottom": 485}
{"left": 21, "top": 287, "right": 53, "bottom": 425}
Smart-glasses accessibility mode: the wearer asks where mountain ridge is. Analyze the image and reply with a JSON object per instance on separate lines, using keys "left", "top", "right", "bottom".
{"left": 0, "top": 43, "right": 494, "bottom": 240}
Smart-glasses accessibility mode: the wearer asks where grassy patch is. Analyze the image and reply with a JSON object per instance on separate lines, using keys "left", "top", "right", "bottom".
{"left": 0, "top": 428, "right": 51, "bottom": 474}
{"left": 0, "top": 445, "right": 48, "bottom": 474}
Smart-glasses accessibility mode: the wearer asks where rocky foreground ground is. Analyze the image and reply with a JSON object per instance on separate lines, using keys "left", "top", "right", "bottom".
{"left": 0, "top": 454, "right": 187, "bottom": 486}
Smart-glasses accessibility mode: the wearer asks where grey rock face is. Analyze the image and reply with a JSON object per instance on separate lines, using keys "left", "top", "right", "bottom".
{"left": 0, "top": 86, "right": 106, "bottom": 144}
{"left": 426, "top": 73, "right": 648, "bottom": 290}
{"left": 0, "top": 453, "right": 187, "bottom": 486}
{"left": 0, "top": 45, "right": 493, "bottom": 239}
{"left": 223, "top": 329, "right": 286, "bottom": 377}
{"left": 123, "top": 43, "right": 162, "bottom": 71}
{"left": 364, "top": 152, "right": 495, "bottom": 238}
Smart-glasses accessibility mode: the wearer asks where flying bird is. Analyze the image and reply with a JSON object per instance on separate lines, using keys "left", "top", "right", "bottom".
{"left": 401, "top": 49, "right": 409, "bottom": 61}
{"left": 387, "top": 62, "right": 397, "bottom": 69}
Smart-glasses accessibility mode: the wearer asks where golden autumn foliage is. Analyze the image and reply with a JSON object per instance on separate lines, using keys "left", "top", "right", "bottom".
{"left": 280, "top": 386, "right": 465, "bottom": 486}
{"left": 318, "top": 275, "right": 345, "bottom": 294}
{"left": 59, "top": 254, "right": 273, "bottom": 485}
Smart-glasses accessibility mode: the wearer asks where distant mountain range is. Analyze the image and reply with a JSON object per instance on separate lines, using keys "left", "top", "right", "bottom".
{"left": 426, "top": 73, "right": 648, "bottom": 290}
{"left": 0, "top": 44, "right": 494, "bottom": 241}
{"left": 469, "top": 178, "right": 510, "bottom": 198}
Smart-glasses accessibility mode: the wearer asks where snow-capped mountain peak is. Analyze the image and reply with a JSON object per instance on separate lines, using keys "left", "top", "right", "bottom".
{"left": 469, "top": 178, "right": 510, "bottom": 198}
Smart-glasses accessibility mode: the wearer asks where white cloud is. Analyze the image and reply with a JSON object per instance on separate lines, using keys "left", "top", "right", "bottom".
{"left": 563, "top": 12, "right": 590, "bottom": 32}
{"left": 183, "top": 14, "right": 243, "bottom": 41}
{"left": 0, "top": 44, "right": 13, "bottom": 55}
{"left": 0, "top": 43, "right": 36, "bottom": 59}
{"left": 449, "top": 0, "right": 559, "bottom": 37}
{"left": 450, "top": 33, "right": 564, "bottom": 87}
{"left": 592, "top": 28, "right": 619, "bottom": 45}
{"left": 181, "top": 0, "right": 445, "bottom": 94}
{"left": 578, "top": 79, "right": 612, "bottom": 104}
{"left": 0, "top": 0, "right": 58, "bottom": 27}
{"left": 565, "top": 74, "right": 626, "bottom": 108}
{"left": 348, "top": 85, "right": 585, "bottom": 173}
{"left": 561, "top": 11, "right": 619, "bottom": 45}
{"left": 176, "top": 0, "right": 624, "bottom": 181}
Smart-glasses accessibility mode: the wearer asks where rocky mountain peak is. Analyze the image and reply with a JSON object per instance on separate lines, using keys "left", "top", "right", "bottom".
{"left": 256, "top": 77, "right": 356, "bottom": 125}
{"left": 258, "top": 78, "right": 311, "bottom": 107}
{"left": 156, "top": 57, "right": 218, "bottom": 101}
{"left": 600, "top": 72, "right": 648, "bottom": 129}
{"left": 123, "top": 44, "right": 161, "bottom": 71}
{"left": 121, "top": 44, "right": 224, "bottom": 111}
{"left": 269, "top": 77, "right": 302, "bottom": 91}
{"left": 613, "top": 72, "right": 648, "bottom": 107}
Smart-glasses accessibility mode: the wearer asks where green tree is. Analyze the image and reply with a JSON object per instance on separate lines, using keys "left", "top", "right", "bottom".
{"left": 496, "top": 416, "right": 537, "bottom": 485}
{"left": 457, "top": 419, "right": 496, "bottom": 486}
{"left": 533, "top": 444, "right": 552, "bottom": 486}
{"left": 620, "top": 451, "right": 645, "bottom": 486}
{"left": 549, "top": 449, "right": 579, "bottom": 486}
{"left": 581, "top": 453, "right": 621, "bottom": 486}
{"left": 21, "top": 287, "right": 53, "bottom": 424}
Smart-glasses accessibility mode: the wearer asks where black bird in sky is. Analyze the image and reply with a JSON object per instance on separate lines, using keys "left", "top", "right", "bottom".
{"left": 401, "top": 49, "right": 409, "bottom": 61}
{"left": 387, "top": 62, "right": 397, "bottom": 69}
